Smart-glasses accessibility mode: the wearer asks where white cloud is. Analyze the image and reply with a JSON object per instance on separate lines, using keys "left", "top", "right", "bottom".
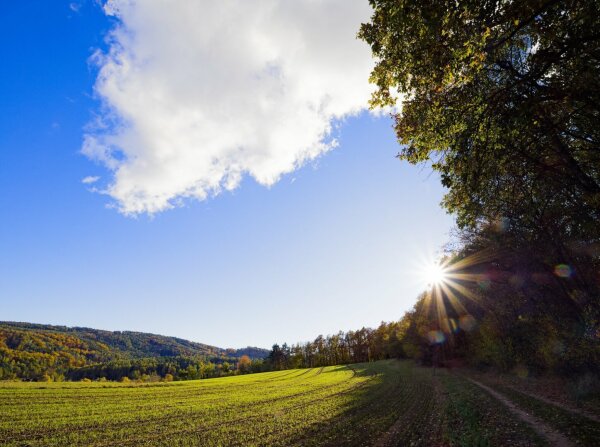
{"left": 83, "top": 0, "right": 374, "bottom": 215}
{"left": 82, "top": 176, "right": 101, "bottom": 184}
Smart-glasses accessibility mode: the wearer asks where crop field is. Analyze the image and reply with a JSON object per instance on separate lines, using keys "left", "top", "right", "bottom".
{"left": 1, "top": 360, "right": 597, "bottom": 446}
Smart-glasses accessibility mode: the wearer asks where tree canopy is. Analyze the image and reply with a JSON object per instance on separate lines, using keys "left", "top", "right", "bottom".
{"left": 359, "top": 0, "right": 600, "bottom": 237}
{"left": 359, "top": 0, "right": 600, "bottom": 330}
{"left": 355, "top": 0, "right": 600, "bottom": 384}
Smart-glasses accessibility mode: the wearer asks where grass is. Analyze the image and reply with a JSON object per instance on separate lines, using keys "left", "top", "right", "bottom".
{"left": 0, "top": 360, "right": 552, "bottom": 446}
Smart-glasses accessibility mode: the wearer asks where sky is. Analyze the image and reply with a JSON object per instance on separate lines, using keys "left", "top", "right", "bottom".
{"left": 0, "top": 1, "right": 454, "bottom": 349}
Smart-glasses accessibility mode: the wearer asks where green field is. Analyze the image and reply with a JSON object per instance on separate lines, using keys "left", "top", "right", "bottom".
{"left": 2, "top": 360, "right": 597, "bottom": 446}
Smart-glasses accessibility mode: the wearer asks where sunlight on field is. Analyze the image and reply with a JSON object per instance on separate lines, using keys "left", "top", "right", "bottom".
{"left": 0, "top": 360, "right": 554, "bottom": 447}
{"left": 0, "top": 365, "right": 372, "bottom": 446}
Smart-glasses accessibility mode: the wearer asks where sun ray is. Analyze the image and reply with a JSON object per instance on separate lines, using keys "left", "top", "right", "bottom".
{"left": 433, "top": 283, "right": 450, "bottom": 333}
{"left": 443, "top": 279, "right": 481, "bottom": 304}
{"left": 447, "top": 248, "right": 497, "bottom": 270}
{"left": 445, "top": 272, "right": 489, "bottom": 282}
{"left": 438, "top": 281, "right": 468, "bottom": 316}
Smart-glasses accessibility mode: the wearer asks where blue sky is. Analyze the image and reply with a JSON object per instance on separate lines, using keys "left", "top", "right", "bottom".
{"left": 0, "top": 1, "right": 454, "bottom": 349}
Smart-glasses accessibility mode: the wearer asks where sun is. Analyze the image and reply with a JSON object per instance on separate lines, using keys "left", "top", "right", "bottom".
{"left": 422, "top": 261, "right": 448, "bottom": 286}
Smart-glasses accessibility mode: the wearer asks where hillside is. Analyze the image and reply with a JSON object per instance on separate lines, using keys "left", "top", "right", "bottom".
{"left": 0, "top": 321, "right": 269, "bottom": 381}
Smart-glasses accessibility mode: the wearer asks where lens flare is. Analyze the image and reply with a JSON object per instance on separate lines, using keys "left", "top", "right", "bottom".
{"left": 427, "top": 330, "right": 446, "bottom": 344}
{"left": 554, "top": 264, "right": 572, "bottom": 278}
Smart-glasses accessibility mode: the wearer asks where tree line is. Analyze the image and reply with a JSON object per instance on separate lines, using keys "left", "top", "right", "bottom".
{"left": 264, "top": 0, "right": 599, "bottom": 392}
{"left": 65, "top": 355, "right": 266, "bottom": 382}
{"left": 357, "top": 0, "right": 599, "bottom": 380}
{"left": 266, "top": 226, "right": 598, "bottom": 378}
{"left": 265, "top": 325, "right": 404, "bottom": 370}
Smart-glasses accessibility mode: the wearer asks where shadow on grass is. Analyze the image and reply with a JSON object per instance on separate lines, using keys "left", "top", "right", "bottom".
{"left": 285, "top": 360, "right": 547, "bottom": 447}
{"left": 284, "top": 360, "right": 432, "bottom": 447}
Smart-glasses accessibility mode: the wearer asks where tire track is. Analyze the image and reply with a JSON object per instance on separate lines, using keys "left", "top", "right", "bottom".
{"left": 467, "top": 378, "right": 572, "bottom": 447}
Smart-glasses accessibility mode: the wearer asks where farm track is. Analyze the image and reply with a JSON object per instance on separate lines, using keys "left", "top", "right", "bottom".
{"left": 502, "top": 384, "right": 600, "bottom": 423}
{"left": 481, "top": 380, "right": 600, "bottom": 445}
{"left": 467, "top": 378, "right": 573, "bottom": 447}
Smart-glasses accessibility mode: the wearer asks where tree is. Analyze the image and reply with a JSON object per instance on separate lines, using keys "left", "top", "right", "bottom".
{"left": 222, "top": 362, "right": 230, "bottom": 374}
{"left": 237, "top": 355, "right": 252, "bottom": 374}
{"left": 359, "top": 0, "right": 600, "bottom": 318}
{"left": 359, "top": 0, "right": 600, "bottom": 233}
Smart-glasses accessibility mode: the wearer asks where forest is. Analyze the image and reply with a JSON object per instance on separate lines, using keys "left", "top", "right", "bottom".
{"left": 0, "top": 322, "right": 267, "bottom": 381}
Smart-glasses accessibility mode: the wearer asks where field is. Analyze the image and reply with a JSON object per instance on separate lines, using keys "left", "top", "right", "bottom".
{"left": 1, "top": 360, "right": 598, "bottom": 446}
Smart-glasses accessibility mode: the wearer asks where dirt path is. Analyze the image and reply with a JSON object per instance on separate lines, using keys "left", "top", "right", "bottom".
{"left": 466, "top": 369, "right": 600, "bottom": 423}
{"left": 502, "top": 384, "right": 600, "bottom": 423}
{"left": 467, "top": 378, "right": 573, "bottom": 447}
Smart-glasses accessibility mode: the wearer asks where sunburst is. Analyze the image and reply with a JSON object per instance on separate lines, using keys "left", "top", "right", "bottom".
{"left": 421, "top": 261, "right": 448, "bottom": 286}
{"left": 417, "top": 250, "right": 496, "bottom": 343}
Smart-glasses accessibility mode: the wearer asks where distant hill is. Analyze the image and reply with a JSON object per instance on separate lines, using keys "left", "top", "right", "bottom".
{"left": 0, "top": 321, "right": 269, "bottom": 381}
{"left": 228, "top": 346, "right": 272, "bottom": 359}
